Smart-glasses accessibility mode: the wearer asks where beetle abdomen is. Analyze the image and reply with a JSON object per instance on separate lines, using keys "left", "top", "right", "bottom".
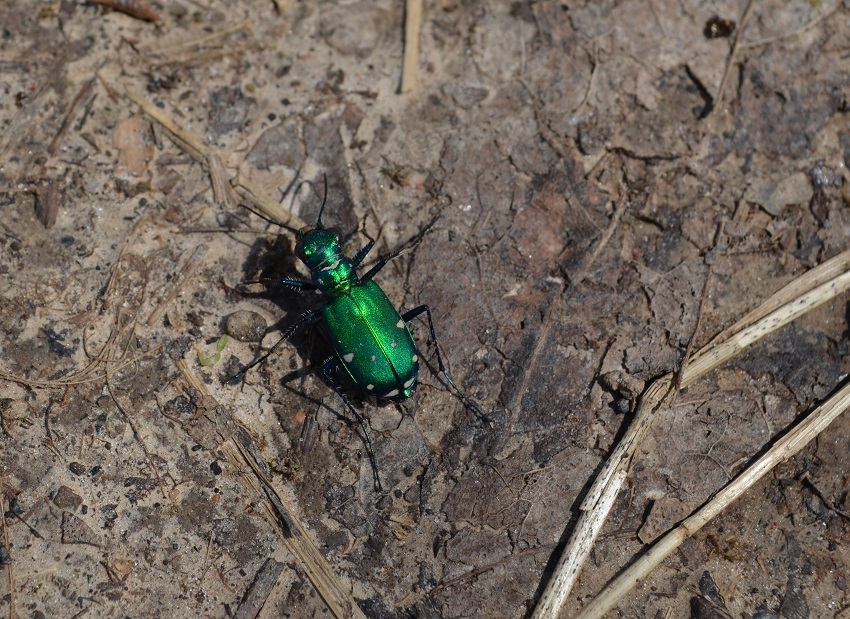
{"left": 323, "top": 281, "right": 419, "bottom": 399}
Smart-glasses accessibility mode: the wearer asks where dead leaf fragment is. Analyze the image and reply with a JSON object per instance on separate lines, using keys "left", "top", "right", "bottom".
{"left": 92, "top": 0, "right": 159, "bottom": 21}
{"left": 744, "top": 172, "right": 813, "bottom": 216}
{"left": 113, "top": 115, "right": 154, "bottom": 177}
{"left": 61, "top": 511, "right": 103, "bottom": 547}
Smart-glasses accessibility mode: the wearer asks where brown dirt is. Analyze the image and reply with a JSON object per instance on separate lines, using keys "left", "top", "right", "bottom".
{"left": 1, "top": 1, "right": 849, "bottom": 618}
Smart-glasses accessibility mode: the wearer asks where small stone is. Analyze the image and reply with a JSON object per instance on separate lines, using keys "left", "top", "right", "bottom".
{"left": 112, "top": 558, "right": 135, "bottom": 576}
{"left": 52, "top": 486, "right": 83, "bottom": 511}
{"left": 744, "top": 172, "right": 813, "bottom": 216}
{"left": 163, "top": 395, "right": 196, "bottom": 420}
{"left": 68, "top": 462, "right": 86, "bottom": 476}
{"left": 213, "top": 517, "right": 237, "bottom": 546}
{"left": 225, "top": 310, "right": 267, "bottom": 342}
{"left": 613, "top": 398, "right": 632, "bottom": 414}
{"left": 599, "top": 370, "right": 645, "bottom": 400}
{"left": 101, "top": 504, "right": 118, "bottom": 529}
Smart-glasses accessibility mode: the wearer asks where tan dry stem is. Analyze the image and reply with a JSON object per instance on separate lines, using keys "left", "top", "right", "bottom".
{"left": 531, "top": 250, "right": 850, "bottom": 619}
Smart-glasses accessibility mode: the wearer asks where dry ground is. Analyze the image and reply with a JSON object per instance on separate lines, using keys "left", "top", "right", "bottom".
{"left": 1, "top": 1, "right": 850, "bottom": 618}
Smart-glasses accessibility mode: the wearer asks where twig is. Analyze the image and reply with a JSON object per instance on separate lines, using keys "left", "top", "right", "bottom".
{"left": 682, "top": 268, "right": 850, "bottom": 386}
{"left": 739, "top": 3, "right": 838, "bottom": 50}
{"left": 145, "top": 18, "right": 251, "bottom": 55}
{"left": 178, "top": 361, "right": 367, "bottom": 619}
{"left": 509, "top": 194, "right": 625, "bottom": 426}
{"left": 712, "top": 0, "right": 757, "bottom": 112}
{"left": 105, "top": 373, "right": 169, "bottom": 500}
{"left": 209, "top": 154, "right": 235, "bottom": 207}
{"left": 575, "top": 380, "right": 850, "bottom": 619}
{"left": 48, "top": 77, "right": 97, "bottom": 155}
{"left": 0, "top": 78, "right": 54, "bottom": 162}
{"left": 581, "top": 266, "right": 850, "bottom": 514}
{"left": 233, "top": 558, "right": 285, "bottom": 619}
{"left": 706, "top": 248, "right": 850, "bottom": 348}
{"left": 431, "top": 544, "right": 556, "bottom": 595}
{"left": 675, "top": 221, "right": 725, "bottom": 391}
{"left": 573, "top": 41, "right": 600, "bottom": 115}
{"left": 531, "top": 257, "right": 850, "bottom": 619}
{"left": 570, "top": 199, "right": 627, "bottom": 286}
{"left": 400, "top": 0, "right": 423, "bottom": 93}
{"left": 232, "top": 171, "right": 307, "bottom": 229}
{"left": 0, "top": 329, "right": 163, "bottom": 388}
{"left": 124, "top": 88, "right": 208, "bottom": 160}
{"left": 91, "top": 0, "right": 159, "bottom": 21}
{"left": 35, "top": 177, "right": 60, "bottom": 229}
{"left": 122, "top": 87, "right": 305, "bottom": 229}
{"left": 146, "top": 245, "right": 206, "bottom": 327}
{"left": 530, "top": 470, "right": 628, "bottom": 618}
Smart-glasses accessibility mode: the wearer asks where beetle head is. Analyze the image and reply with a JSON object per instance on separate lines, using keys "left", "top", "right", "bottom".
{"left": 295, "top": 227, "right": 341, "bottom": 269}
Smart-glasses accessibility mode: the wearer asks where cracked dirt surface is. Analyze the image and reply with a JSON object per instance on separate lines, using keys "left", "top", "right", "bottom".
{"left": 2, "top": 1, "right": 850, "bottom": 617}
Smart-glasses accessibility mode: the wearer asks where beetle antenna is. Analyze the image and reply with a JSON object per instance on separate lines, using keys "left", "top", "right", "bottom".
{"left": 316, "top": 174, "right": 329, "bottom": 230}
{"left": 237, "top": 203, "right": 303, "bottom": 238}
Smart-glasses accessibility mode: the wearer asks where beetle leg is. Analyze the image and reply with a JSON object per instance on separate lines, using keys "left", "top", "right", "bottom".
{"left": 259, "top": 277, "right": 317, "bottom": 292}
{"left": 358, "top": 214, "right": 441, "bottom": 283}
{"left": 321, "top": 357, "right": 383, "bottom": 492}
{"left": 351, "top": 232, "right": 375, "bottom": 267}
{"left": 237, "top": 277, "right": 316, "bottom": 293}
{"left": 402, "top": 305, "right": 489, "bottom": 423}
{"left": 224, "top": 309, "right": 320, "bottom": 384}
{"left": 357, "top": 252, "right": 395, "bottom": 283}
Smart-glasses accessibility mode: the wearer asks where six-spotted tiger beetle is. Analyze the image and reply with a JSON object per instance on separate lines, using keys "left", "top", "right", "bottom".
{"left": 225, "top": 177, "right": 486, "bottom": 492}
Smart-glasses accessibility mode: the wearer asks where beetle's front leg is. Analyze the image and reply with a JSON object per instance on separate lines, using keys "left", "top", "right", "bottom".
{"left": 358, "top": 214, "right": 441, "bottom": 283}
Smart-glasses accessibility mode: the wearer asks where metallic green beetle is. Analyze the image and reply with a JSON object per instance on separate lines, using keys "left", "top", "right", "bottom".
{"left": 227, "top": 180, "right": 484, "bottom": 491}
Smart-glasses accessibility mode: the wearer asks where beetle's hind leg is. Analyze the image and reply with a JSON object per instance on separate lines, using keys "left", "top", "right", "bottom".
{"left": 321, "top": 357, "right": 383, "bottom": 492}
{"left": 402, "top": 305, "right": 489, "bottom": 423}
{"left": 224, "top": 309, "right": 320, "bottom": 384}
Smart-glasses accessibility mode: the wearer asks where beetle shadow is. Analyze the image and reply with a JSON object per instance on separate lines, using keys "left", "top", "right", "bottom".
{"left": 275, "top": 360, "right": 397, "bottom": 422}
{"left": 220, "top": 230, "right": 400, "bottom": 439}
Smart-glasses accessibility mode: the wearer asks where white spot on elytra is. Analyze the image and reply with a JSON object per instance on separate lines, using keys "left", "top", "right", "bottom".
{"left": 396, "top": 319, "right": 405, "bottom": 329}
{"left": 366, "top": 384, "right": 374, "bottom": 390}
{"left": 412, "top": 354, "right": 418, "bottom": 363}
{"left": 370, "top": 355, "right": 376, "bottom": 362}
{"left": 386, "top": 389, "right": 399, "bottom": 397}
{"left": 343, "top": 353, "right": 354, "bottom": 363}
{"left": 391, "top": 341, "right": 397, "bottom": 348}
{"left": 403, "top": 377, "right": 415, "bottom": 389}
{"left": 321, "top": 258, "right": 341, "bottom": 273}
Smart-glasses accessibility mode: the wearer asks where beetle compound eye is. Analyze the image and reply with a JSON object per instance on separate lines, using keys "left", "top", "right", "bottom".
{"left": 325, "top": 229, "right": 342, "bottom": 247}
{"left": 295, "top": 241, "right": 308, "bottom": 262}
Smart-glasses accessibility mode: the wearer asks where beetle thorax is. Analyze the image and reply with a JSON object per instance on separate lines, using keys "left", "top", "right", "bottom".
{"left": 297, "top": 229, "right": 357, "bottom": 294}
